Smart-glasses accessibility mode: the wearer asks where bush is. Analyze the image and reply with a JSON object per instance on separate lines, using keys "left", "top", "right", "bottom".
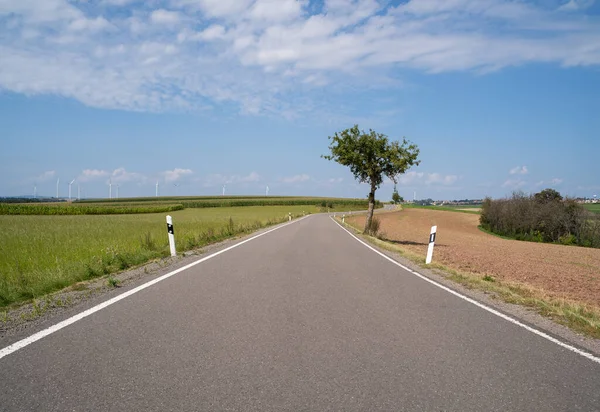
{"left": 480, "top": 190, "right": 600, "bottom": 248}
{"left": 366, "top": 217, "right": 381, "bottom": 237}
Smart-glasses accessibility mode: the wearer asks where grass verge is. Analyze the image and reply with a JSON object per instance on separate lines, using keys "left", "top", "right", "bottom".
{"left": 0, "top": 206, "right": 313, "bottom": 308}
{"left": 340, "top": 218, "right": 600, "bottom": 339}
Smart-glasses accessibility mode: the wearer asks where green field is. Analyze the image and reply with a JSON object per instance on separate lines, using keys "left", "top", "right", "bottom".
{"left": 584, "top": 203, "right": 600, "bottom": 213}
{"left": 1, "top": 196, "right": 376, "bottom": 215}
{"left": 0, "top": 205, "right": 322, "bottom": 307}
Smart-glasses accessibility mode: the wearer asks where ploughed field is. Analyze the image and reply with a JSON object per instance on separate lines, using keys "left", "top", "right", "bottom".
{"left": 347, "top": 208, "right": 600, "bottom": 307}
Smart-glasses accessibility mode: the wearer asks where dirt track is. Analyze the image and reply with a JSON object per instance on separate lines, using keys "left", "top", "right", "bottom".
{"left": 347, "top": 209, "right": 600, "bottom": 307}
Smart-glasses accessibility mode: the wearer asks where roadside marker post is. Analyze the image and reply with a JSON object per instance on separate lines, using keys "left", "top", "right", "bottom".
{"left": 166, "top": 215, "right": 176, "bottom": 257}
{"left": 426, "top": 225, "right": 437, "bottom": 264}
{"left": 342, "top": 215, "right": 345, "bottom": 223}
{"left": 288, "top": 213, "right": 292, "bottom": 221}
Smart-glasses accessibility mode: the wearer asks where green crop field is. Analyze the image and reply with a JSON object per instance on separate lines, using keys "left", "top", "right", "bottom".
{"left": 584, "top": 203, "right": 600, "bottom": 213}
{"left": 0, "top": 196, "right": 376, "bottom": 215}
{"left": 0, "top": 205, "right": 322, "bottom": 307}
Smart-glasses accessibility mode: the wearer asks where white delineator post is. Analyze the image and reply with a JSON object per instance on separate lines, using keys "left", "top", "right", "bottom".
{"left": 288, "top": 212, "right": 292, "bottom": 221}
{"left": 426, "top": 225, "right": 437, "bottom": 264}
{"left": 166, "top": 215, "right": 176, "bottom": 257}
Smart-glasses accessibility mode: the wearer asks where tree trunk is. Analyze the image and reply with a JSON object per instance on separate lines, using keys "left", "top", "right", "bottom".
{"left": 364, "top": 187, "right": 376, "bottom": 233}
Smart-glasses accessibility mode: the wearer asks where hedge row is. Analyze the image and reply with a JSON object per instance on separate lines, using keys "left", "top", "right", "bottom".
{"left": 480, "top": 191, "right": 600, "bottom": 248}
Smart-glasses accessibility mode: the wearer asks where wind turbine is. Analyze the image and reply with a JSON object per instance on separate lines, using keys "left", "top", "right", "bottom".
{"left": 266, "top": 185, "right": 269, "bottom": 196}
{"left": 68, "top": 179, "right": 75, "bottom": 201}
{"left": 109, "top": 178, "right": 112, "bottom": 199}
{"left": 33, "top": 183, "right": 37, "bottom": 199}
{"left": 77, "top": 183, "right": 81, "bottom": 200}
{"left": 116, "top": 184, "right": 120, "bottom": 200}
{"left": 56, "top": 178, "right": 60, "bottom": 199}
{"left": 156, "top": 181, "right": 159, "bottom": 197}
{"left": 222, "top": 184, "right": 226, "bottom": 196}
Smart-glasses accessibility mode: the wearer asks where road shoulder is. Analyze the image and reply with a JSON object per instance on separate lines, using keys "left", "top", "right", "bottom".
{"left": 332, "top": 217, "right": 600, "bottom": 358}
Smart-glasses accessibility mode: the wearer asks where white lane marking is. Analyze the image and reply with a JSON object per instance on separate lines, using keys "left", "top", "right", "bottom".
{"left": 0, "top": 215, "right": 311, "bottom": 361}
{"left": 332, "top": 218, "right": 600, "bottom": 365}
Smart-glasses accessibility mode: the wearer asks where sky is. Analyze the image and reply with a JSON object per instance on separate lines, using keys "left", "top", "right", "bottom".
{"left": 1, "top": 0, "right": 599, "bottom": 201}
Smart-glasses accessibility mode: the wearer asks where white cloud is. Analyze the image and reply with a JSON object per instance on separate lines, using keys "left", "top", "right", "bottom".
{"left": 174, "top": 0, "right": 254, "bottom": 19}
{"left": 202, "top": 171, "right": 262, "bottom": 186}
{"left": 535, "top": 178, "right": 564, "bottom": 187}
{"left": 559, "top": 0, "right": 595, "bottom": 11}
{"left": 395, "top": 171, "right": 458, "bottom": 186}
{"left": 397, "top": 171, "right": 425, "bottom": 185}
{"left": 150, "top": 9, "right": 181, "bottom": 25}
{"left": 281, "top": 174, "right": 310, "bottom": 184}
{"left": 162, "top": 168, "right": 193, "bottom": 183}
{"left": 249, "top": 0, "right": 304, "bottom": 22}
{"left": 502, "top": 178, "right": 527, "bottom": 189}
{"left": 179, "top": 25, "right": 227, "bottom": 42}
{"left": 509, "top": 166, "right": 529, "bottom": 175}
{"left": 239, "top": 171, "right": 261, "bottom": 183}
{"left": 36, "top": 170, "right": 56, "bottom": 182}
{"left": 78, "top": 169, "right": 109, "bottom": 182}
{"left": 328, "top": 177, "right": 344, "bottom": 184}
{"left": 425, "top": 173, "right": 458, "bottom": 185}
{"left": 102, "top": 0, "right": 137, "bottom": 5}
{"left": 68, "top": 16, "right": 112, "bottom": 32}
{"left": 0, "top": 0, "right": 599, "bottom": 115}
{"left": 110, "top": 168, "right": 147, "bottom": 184}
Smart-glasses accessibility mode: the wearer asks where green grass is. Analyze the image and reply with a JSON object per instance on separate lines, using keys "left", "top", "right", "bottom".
{"left": 583, "top": 203, "right": 600, "bottom": 214}
{"left": 0, "top": 205, "right": 317, "bottom": 307}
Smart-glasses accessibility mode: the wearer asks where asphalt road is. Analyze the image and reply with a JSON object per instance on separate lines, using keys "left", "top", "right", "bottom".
{"left": 1, "top": 214, "right": 599, "bottom": 411}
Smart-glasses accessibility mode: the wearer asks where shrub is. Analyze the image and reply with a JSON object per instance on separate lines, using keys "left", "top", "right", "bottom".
{"left": 480, "top": 190, "right": 599, "bottom": 248}
{"left": 366, "top": 217, "right": 381, "bottom": 237}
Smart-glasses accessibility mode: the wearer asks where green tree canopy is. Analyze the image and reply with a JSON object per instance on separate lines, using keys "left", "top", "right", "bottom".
{"left": 322, "top": 125, "right": 420, "bottom": 233}
{"left": 534, "top": 188, "right": 563, "bottom": 204}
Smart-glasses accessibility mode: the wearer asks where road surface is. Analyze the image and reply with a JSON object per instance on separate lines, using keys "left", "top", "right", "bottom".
{"left": 1, "top": 214, "right": 599, "bottom": 411}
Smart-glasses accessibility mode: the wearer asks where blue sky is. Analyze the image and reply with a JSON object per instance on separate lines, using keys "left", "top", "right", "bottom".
{"left": 1, "top": 0, "right": 599, "bottom": 200}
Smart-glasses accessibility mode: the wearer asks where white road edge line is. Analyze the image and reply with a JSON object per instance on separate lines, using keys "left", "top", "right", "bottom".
{"left": 0, "top": 215, "right": 311, "bottom": 361}
{"left": 331, "top": 217, "right": 600, "bottom": 365}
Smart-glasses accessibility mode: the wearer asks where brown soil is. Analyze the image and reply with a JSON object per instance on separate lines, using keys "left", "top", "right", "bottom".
{"left": 348, "top": 209, "right": 600, "bottom": 307}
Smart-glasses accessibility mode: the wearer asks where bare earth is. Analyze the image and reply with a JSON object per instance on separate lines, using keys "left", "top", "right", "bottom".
{"left": 348, "top": 209, "right": 600, "bottom": 307}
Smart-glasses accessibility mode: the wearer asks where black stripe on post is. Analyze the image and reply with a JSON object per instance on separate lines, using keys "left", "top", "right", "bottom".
{"left": 429, "top": 233, "right": 436, "bottom": 243}
{"left": 167, "top": 223, "right": 174, "bottom": 235}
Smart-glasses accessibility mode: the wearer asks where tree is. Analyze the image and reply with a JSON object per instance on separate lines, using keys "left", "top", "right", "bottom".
{"left": 534, "top": 188, "right": 563, "bottom": 204}
{"left": 322, "top": 125, "right": 420, "bottom": 233}
{"left": 391, "top": 185, "right": 403, "bottom": 204}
